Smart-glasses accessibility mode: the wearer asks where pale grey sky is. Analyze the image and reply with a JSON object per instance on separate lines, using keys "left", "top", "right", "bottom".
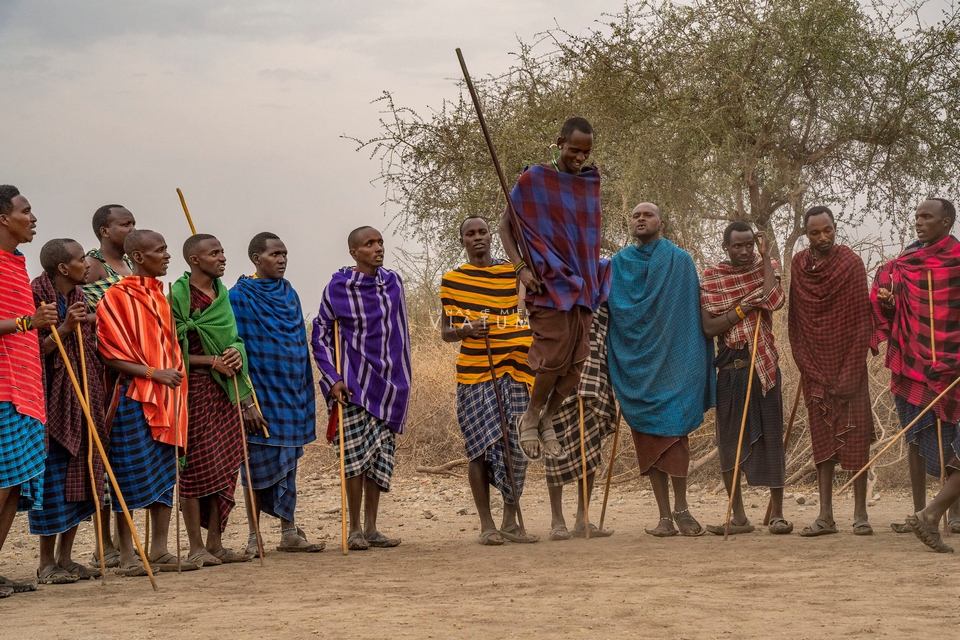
{"left": 0, "top": 0, "right": 628, "bottom": 313}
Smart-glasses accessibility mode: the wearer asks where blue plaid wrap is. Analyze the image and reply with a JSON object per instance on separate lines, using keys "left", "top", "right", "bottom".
{"left": 0, "top": 401, "right": 44, "bottom": 511}
{"left": 240, "top": 443, "right": 302, "bottom": 521}
{"left": 895, "top": 394, "right": 960, "bottom": 477}
{"left": 108, "top": 391, "right": 175, "bottom": 511}
{"left": 456, "top": 376, "right": 529, "bottom": 504}
{"left": 29, "top": 437, "right": 95, "bottom": 535}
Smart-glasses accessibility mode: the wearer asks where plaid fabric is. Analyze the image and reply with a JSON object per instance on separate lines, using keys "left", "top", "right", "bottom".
{"left": 240, "top": 443, "right": 301, "bottom": 521}
{"left": 0, "top": 401, "right": 44, "bottom": 511}
{"left": 609, "top": 240, "right": 715, "bottom": 437}
{"left": 545, "top": 306, "right": 617, "bottom": 486}
{"left": 108, "top": 391, "right": 175, "bottom": 511}
{"left": 871, "top": 235, "right": 960, "bottom": 423}
{"left": 508, "top": 164, "right": 611, "bottom": 312}
{"left": 716, "top": 367, "right": 785, "bottom": 487}
{"left": 338, "top": 403, "right": 396, "bottom": 491}
{"left": 32, "top": 273, "right": 108, "bottom": 501}
{"left": 229, "top": 277, "right": 316, "bottom": 448}
{"left": 894, "top": 394, "right": 960, "bottom": 477}
{"left": 0, "top": 251, "right": 45, "bottom": 423}
{"left": 701, "top": 256, "right": 785, "bottom": 395}
{"left": 82, "top": 249, "right": 133, "bottom": 311}
{"left": 456, "top": 375, "right": 529, "bottom": 504}
{"left": 28, "top": 438, "right": 96, "bottom": 535}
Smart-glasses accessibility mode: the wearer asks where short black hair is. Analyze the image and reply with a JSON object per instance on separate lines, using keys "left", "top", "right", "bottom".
{"left": 247, "top": 232, "right": 280, "bottom": 261}
{"left": 347, "top": 226, "right": 375, "bottom": 250}
{"left": 560, "top": 117, "right": 594, "bottom": 139}
{"left": 723, "top": 221, "right": 754, "bottom": 246}
{"left": 458, "top": 216, "right": 488, "bottom": 238}
{"left": 92, "top": 204, "right": 125, "bottom": 241}
{"left": 0, "top": 185, "right": 21, "bottom": 216}
{"left": 124, "top": 229, "right": 161, "bottom": 256}
{"left": 39, "top": 238, "right": 81, "bottom": 276}
{"left": 931, "top": 198, "right": 956, "bottom": 227}
{"left": 182, "top": 233, "right": 219, "bottom": 263}
{"left": 804, "top": 206, "right": 835, "bottom": 228}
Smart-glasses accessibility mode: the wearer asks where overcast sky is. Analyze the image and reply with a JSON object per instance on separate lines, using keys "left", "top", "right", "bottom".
{"left": 0, "top": 0, "right": 630, "bottom": 313}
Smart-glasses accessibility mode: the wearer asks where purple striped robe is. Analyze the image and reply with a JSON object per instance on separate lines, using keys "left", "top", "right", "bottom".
{"left": 312, "top": 267, "right": 412, "bottom": 434}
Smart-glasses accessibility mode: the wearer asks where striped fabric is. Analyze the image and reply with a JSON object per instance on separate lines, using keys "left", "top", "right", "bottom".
{"left": 28, "top": 437, "right": 96, "bottom": 536}
{"left": 108, "top": 391, "right": 175, "bottom": 511}
{"left": 96, "top": 276, "right": 188, "bottom": 448}
{"left": 0, "top": 401, "right": 45, "bottom": 511}
{"left": 0, "top": 250, "right": 45, "bottom": 423}
{"left": 82, "top": 249, "right": 133, "bottom": 311}
{"left": 440, "top": 262, "right": 533, "bottom": 386}
{"left": 313, "top": 267, "right": 412, "bottom": 434}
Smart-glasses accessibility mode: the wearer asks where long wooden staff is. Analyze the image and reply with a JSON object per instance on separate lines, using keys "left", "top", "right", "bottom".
{"left": 483, "top": 335, "right": 526, "bottom": 534}
{"left": 724, "top": 317, "right": 764, "bottom": 540}
{"left": 232, "top": 375, "right": 265, "bottom": 564}
{"left": 46, "top": 313, "right": 158, "bottom": 590}
{"left": 334, "top": 321, "right": 349, "bottom": 555}
{"left": 455, "top": 48, "right": 539, "bottom": 287}
{"left": 167, "top": 283, "right": 182, "bottom": 573}
{"left": 599, "top": 408, "right": 622, "bottom": 531}
{"left": 927, "top": 271, "right": 948, "bottom": 533}
{"left": 763, "top": 380, "right": 802, "bottom": 526}
{"left": 177, "top": 188, "right": 198, "bottom": 236}
{"left": 77, "top": 326, "right": 107, "bottom": 583}
{"left": 838, "top": 375, "right": 960, "bottom": 494}
{"left": 578, "top": 397, "right": 591, "bottom": 539}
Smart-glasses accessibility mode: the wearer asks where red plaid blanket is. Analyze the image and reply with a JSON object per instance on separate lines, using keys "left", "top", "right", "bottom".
{"left": 0, "top": 250, "right": 45, "bottom": 423}
{"left": 788, "top": 246, "right": 872, "bottom": 431}
{"left": 701, "top": 255, "right": 784, "bottom": 394}
{"left": 870, "top": 235, "right": 960, "bottom": 422}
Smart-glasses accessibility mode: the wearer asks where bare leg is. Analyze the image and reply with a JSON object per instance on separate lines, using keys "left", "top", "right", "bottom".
{"left": 55, "top": 526, "right": 80, "bottom": 568}
{"left": 93, "top": 509, "right": 117, "bottom": 559}
{"left": 670, "top": 475, "right": 702, "bottom": 535}
{"left": 573, "top": 472, "right": 595, "bottom": 530}
{"left": 181, "top": 496, "right": 205, "bottom": 558}
{"left": 0, "top": 486, "right": 21, "bottom": 552}
{"left": 908, "top": 443, "right": 927, "bottom": 512}
{"left": 147, "top": 503, "right": 172, "bottom": 561}
{"left": 467, "top": 457, "right": 496, "bottom": 533}
{"left": 646, "top": 468, "right": 675, "bottom": 535}
{"left": 852, "top": 471, "right": 869, "bottom": 524}
{"left": 114, "top": 508, "right": 136, "bottom": 566}
{"left": 815, "top": 461, "right": 836, "bottom": 525}
{"left": 519, "top": 372, "right": 558, "bottom": 459}
{"left": 346, "top": 474, "right": 364, "bottom": 535}
{"left": 721, "top": 469, "right": 749, "bottom": 524}
{"left": 918, "top": 470, "right": 960, "bottom": 527}
{"left": 769, "top": 488, "right": 785, "bottom": 520}
{"left": 361, "top": 476, "right": 382, "bottom": 538}
{"left": 38, "top": 534, "right": 58, "bottom": 576}
{"left": 204, "top": 498, "right": 224, "bottom": 554}
{"left": 548, "top": 483, "right": 566, "bottom": 531}
{"left": 500, "top": 503, "right": 519, "bottom": 531}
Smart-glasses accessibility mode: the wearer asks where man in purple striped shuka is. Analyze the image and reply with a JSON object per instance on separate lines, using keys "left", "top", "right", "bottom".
{"left": 313, "top": 227, "right": 412, "bottom": 552}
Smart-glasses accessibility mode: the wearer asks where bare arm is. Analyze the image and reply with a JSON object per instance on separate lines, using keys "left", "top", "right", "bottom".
{"left": 84, "top": 256, "right": 108, "bottom": 283}
{"left": 102, "top": 358, "right": 183, "bottom": 388}
{"left": 700, "top": 303, "right": 756, "bottom": 339}
{"left": 499, "top": 207, "right": 542, "bottom": 295}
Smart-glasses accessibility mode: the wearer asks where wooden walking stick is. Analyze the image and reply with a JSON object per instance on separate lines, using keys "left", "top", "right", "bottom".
{"left": 77, "top": 326, "right": 107, "bottom": 583}
{"left": 176, "top": 188, "right": 198, "bottom": 235}
{"left": 763, "top": 379, "right": 802, "bottom": 526}
{"left": 334, "top": 321, "right": 349, "bottom": 555}
{"left": 483, "top": 335, "right": 526, "bottom": 534}
{"left": 838, "top": 374, "right": 960, "bottom": 494}
{"left": 45, "top": 311, "right": 158, "bottom": 590}
{"left": 927, "top": 271, "right": 949, "bottom": 533}
{"left": 724, "top": 317, "right": 764, "bottom": 541}
{"left": 232, "top": 375, "right": 265, "bottom": 565}
{"left": 578, "top": 397, "right": 591, "bottom": 539}
{"left": 599, "top": 408, "right": 622, "bottom": 531}
{"left": 167, "top": 283, "right": 182, "bottom": 573}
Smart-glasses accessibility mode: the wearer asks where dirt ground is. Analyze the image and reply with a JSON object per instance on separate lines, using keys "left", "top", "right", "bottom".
{"left": 2, "top": 450, "right": 958, "bottom": 639}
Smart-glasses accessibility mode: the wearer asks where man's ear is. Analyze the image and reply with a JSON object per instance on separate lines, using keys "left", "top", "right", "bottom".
{"left": 251, "top": 252, "right": 261, "bottom": 266}
{"left": 58, "top": 263, "right": 69, "bottom": 277}
{"left": 130, "top": 250, "right": 143, "bottom": 265}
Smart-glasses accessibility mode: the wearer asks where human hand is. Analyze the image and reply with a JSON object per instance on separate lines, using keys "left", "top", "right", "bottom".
{"left": 877, "top": 288, "right": 894, "bottom": 307}
{"left": 330, "top": 380, "right": 351, "bottom": 405}
{"left": 754, "top": 232, "right": 769, "bottom": 257}
{"left": 518, "top": 267, "right": 542, "bottom": 295}
{"left": 60, "top": 302, "right": 87, "bottom": 333}
{"left": 151, "top": 368, "right": 184, "bottom": 388}
{"left": 32, "top": 305, "right": 60, "bottom": 330}
{"left": 241, "top": 404, "right": 269, "bottom": 435}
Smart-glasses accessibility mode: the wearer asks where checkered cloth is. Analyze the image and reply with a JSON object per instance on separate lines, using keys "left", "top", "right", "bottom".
{"left": 337, "top": 403, "right": 396, "bottom": 491}
{"left": 28, "top": 438, "right": 96, "bottom": 535}
{"left": 82, "top": 249, "right": 133, "bottom": 311}
{"left": 545, "top": 305, "right": 617, "bottom": 487}
{"left": 509, "top": 164, "right": 611, "bottom": 312}
{"left": 456, "top": 375, "right": 529, "bottom": 504}
{"left": 0, "top": 401, "right": 44, "bottom": 511}
{"left": 240, "top": 443, "right": 302, "bottom": 521}
{"left": 108, "top": 390, "right": 175, "bottom": 511}
{"left": 894, "top": 394, "right": 960, "bottom": 477}
{"left": 716, "top": 364, "right": 785, "bottom": 487}
{"left": 871, "top": 235, "right": 960, "bottom": 423}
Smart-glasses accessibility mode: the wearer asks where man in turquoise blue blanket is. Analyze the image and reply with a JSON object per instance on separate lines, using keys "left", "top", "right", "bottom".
{"left": 608, "top": 203, "right": 715, "bottom": 537}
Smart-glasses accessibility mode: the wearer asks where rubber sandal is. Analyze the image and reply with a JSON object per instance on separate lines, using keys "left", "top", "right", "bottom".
{"left": 706, "top": 521, "right": 755, "bottom": 536}
{"left": 149, "top": 552, "right": 200, "bottom": 572}
{"left": 539, "top": 417, "right": 567, "bottom": 460}
{"left": 906, "top": 512, "right": 954, "bottom": 553}
{"left": 768, "top": 517, "right": 794, "bottom": 535}
{"left": 364, "top": 532, "right": 402, "bottom": 548}
{"left": 0, "top": 586, "right": 12, "bottom": 599}
{"left": 114, "top": 560, "right": 148, "bottom": 578}
{"left": 646, "top": 517, "right": 679, "bottom": 537}
{"left": 890, "top": 522, "right": 911, "bottom": 534}
{"left": 572, "top": 523, "right": 614, "bottom": 538}
{"left": 518, "top": 417, "right": 543, "bottom": 462}
{"left": 348, "top": 532, "right": 369, "bottom": 550}
{"left": 478, "top": 529, "right": 504, "bottom": 546}
{"left": 549, "top": 525, "right": 572, "bottom": 541}
{"left": 852, "top": 519, "right": 873, "bottom": 536}
{"left": 37, "top": 566, "right": 79, "bottom": 585}
{"left": 799, "top": 518, "right": 837, "bottom": 537}
{"left": 61, "top": 562, "right": 101, "bottom": 580}
{"left": 277, "top": 532, "right": 324, "bottom": 553}
{"left": 213, "top": 548, "right": 253, "bottom": 563}
{"left": 91, "top": 549, "right": 121, "bottom": 569}
{"left": 949, "top": 517, "right": 960, "bottom": 535}
{"left": 0, "top": 576, "right": 38, "bottom": 593}
{"left": 186, "top": 550, "right": 220, "bottom": 568}
{"left": 499, "top": 524, "right": 539, "bottom": 543}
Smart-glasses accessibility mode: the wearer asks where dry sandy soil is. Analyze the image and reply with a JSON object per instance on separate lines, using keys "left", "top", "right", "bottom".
{"left": 1, "top": 450, "right": 958, "bottom": 640}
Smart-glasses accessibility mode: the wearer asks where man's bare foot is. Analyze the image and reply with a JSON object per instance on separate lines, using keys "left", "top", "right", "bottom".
{"left": 518, "top": 411, "right": 542, "bottom": 461}
{"left": 537, "top": 414, "right": 566, "bottom": 459}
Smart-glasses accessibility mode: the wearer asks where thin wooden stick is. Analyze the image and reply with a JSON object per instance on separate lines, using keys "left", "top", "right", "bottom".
{"left": 176, "top": 188, "right": 198, "bottom": 235}
{"left": 77, "top": 326, "right": 107, "bottom": 583}
{"left": 764, "top": 379, "right": 802, "bottom": 526}
{"left": 599, "top": 409, "right": 622, "bottom": 531}
{"left": 167, "top": 283, "right": 182, "bottom": 573}
{"left": 483, "top": 335, "right": 526, "bottom": 533}
{"left": 334, "top": 321, "right": 348, "bottom": 555}
{"left": 838, "top": 374, "right": 960, "bottom": 494}
{"left": 46, "top": 314, "right": 157, "bottom": 590}
{"left": 724, "top": 317, "right": 763, "bottom": 540}
{"left": 578, "top": 397, "right": 591, "bottom": 539}
{"left": 233, "top": 375, "right": 264, "bottom": 565}
{"left": 927, "top": 271, "right": 948, "bottom": 533}
{"left": 245, "top": 377, "right": 269, "bottom": 439}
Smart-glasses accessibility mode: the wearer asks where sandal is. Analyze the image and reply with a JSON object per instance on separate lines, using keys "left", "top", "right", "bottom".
{"left": 799, "top": 518, "right": 838, "bottom": 537}
{"left": 706, "top": 520, "right": 756, "bottom": 536}
{"left": 364, "top": 531, "right": 402, "bottom": 548}
{"left": 499, "top": 524, "right": 539, "bottom": 543}
{"left": 549, "top": 525, "right": 572, "bottom": 541}
{"left": 0, "top": 576, "right": 38, "bottom": 593}
{"left": 672, "top": 508, "right": 704, "bottom": 537}
{"left": 852, "top": 519, "right": 873, "bottom": 536}
{"left": 37, "top": 566, "right": 79, "bottom": 585}
{"left": 906, "top": 513, "right": 954, "bottom": 553}
{"left": 114, "top": 560, "right": 148, "bottom": 578}
{"left": 91, "top": 548, "right": 121, "bottom": 569}
{"left": 213, "top": 548, "right": 253, "bottom": 563}
{"left": 519, "top": 417, "right": 543, "bottom": 462}
{"left": 890, "top": 522, "right": 911, "bottom": 534}
{"left": 186, "top": 550, "right": 221, "bottom": 568}
{"left": 539, "top": 416, "right": 567, "bottom": 460}
{"left": 949, "top": 517, "right": 960, "bottom": 535}
{"left": 478, "top": 529, "right": 504, "bottom": 546}
{"left": 245, "top": 532, "right": 264, "bottom": 558}
{"left": 645, "top": 517, "right": 679, "bottom": 537}
{"left": 572, "top": 523, "right": 614, "bottom": 538}
{"left": 0, "top": 586, "right": 11, "bottom": 599}
{"left": 61, "top": 562, "right": 101, "bottom": 580}
{"left": 149, "top": 552, "right": 200, "bottom": 572}
{"left": 277, "top": 528, "right": 324, "bottom": 552}
{"left": 768, "top": 517, "right": 794, "bottom": 535}
{"left": 348, "top": 532, "right": 369, "bottom": 551}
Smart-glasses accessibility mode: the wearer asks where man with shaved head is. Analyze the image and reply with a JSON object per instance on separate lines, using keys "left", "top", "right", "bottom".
{"left": 171, "top": 234, "right": 257, "bottom": 566}
{"left": 97, "top": 230, "right": 197, "bottom": 574}
{"left": 313, "top": 226, "right": 411, "bottom": 550}
{"left": 83, "top": 204, "right": 136, "bottom": 310}
{"left": 608, "top": 203, "right": 714, "bottom": 537}
{"left": 872, "top": 198, "right": 960, "bottom": 551}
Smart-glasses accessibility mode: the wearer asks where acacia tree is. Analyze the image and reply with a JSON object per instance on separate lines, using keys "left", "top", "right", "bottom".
{"left": 354, "top": 0, "right": 960, "bottom": 272}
